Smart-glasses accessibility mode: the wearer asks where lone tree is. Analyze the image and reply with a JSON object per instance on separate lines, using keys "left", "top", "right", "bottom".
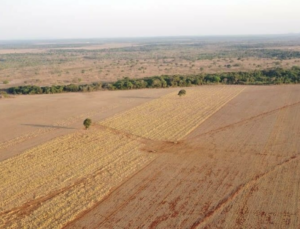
{"left": 83, "top": 118, "right": 92, "bottom": 129}
{"left": 178, "top": 89, "right": 186, "bottom": 97}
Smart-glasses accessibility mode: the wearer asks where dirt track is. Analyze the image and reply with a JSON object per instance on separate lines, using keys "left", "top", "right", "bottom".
{"left": 66, "top": 85, "right": 300, "bottom": 229}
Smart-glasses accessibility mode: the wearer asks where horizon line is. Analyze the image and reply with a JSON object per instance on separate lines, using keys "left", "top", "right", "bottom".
{"left": 1, "top": 33, "right": 300, "bottom": 42}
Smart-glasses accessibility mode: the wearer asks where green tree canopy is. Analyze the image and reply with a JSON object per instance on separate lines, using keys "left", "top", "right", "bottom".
{"left": 178, "top": 89, "right": 186, "bottom": 96}
{"left": 83, "top": 118, "right": 92, "bottom": 129}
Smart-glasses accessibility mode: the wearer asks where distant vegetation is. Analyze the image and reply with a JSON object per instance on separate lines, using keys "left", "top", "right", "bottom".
{"left": 4, "top": 67, "right": 300, "bottom": 95}
{"left": 197, "top": 49, "right": 300, "bottom": 60}
{"left": 2, "top": 37, "right": 300, "bottom": 89}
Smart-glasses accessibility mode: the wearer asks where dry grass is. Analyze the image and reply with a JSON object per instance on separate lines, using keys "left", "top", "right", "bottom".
{"left": 1, "top": 56, "right": 299, "bottom": 89}
{"left": 0, "top": 86, "right": 244, "bottom": 228}
{"left": 2, "top": 40, "right": 300, "bottom": 89}
{"left": 0, "top": 128, "right": 152, "bottom": 228}
{"left": 102, "top": 86, "right": 245, "bottom": 141}
{"left": 2, "top": 85, "right": 300, "bottom": 229}
{"left": 65, "top": 85, "right": 300, "bottom": 229}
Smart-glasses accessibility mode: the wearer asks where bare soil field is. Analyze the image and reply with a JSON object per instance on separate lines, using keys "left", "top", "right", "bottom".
{"left": 0, "top": 88, "right": 178, "bottom": 161}
{"left": 1, "top": 85, "right": 300, "bottom": 228}
{"left": 0, "top": 49, "right": 46, "bottom": 54}
{"left": 66, "top": 85, "right": 300, "bottom": 229}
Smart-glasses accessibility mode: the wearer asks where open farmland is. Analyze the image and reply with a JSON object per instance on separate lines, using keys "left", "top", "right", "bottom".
{"left": 0, "top": 88, "right": 179, "bottom": 161}
{"left": 1, "top": 85, "right": 300, "bottom": 228}
{"left": 67, "top": 85, "right": 300, "bottom": 229}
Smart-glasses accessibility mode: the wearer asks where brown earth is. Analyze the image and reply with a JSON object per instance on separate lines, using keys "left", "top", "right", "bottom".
{"left": 1, "top": 85, "right": 244, "bottom": 229}
{"left": 1, "top": 85, "right": 300, "bottom": 228}
{"left": 65, "top": 85, "right": 300, "bottom": 229}
{"left": 0, "top": 88, "right": 178, "bottom": 161}
{"left": 0, "top": 49, "right": 46, "bottom": 54}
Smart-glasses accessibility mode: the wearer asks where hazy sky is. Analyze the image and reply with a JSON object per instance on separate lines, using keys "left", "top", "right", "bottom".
{"left": 1, "top": 0, "right": 300, "bottom": 40}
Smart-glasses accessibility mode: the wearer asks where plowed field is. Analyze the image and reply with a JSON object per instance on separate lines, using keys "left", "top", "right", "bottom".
{"left": 1, "top": 85, "right": 300, "bottom": 229}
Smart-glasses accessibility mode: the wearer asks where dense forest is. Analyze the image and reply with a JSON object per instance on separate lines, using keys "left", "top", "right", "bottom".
{"left": 5, "top": 67, "right": 300, "bottom": 95}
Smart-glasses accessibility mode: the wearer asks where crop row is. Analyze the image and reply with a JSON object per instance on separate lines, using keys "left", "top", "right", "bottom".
{"left": 102, "top": 86, "right": 245, "bottom": 141}
{"left": 0, "top": 86, "right": 244, "bottom": 228}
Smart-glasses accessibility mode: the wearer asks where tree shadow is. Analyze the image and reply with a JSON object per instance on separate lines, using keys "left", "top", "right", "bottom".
{"left": 21, "top": 124, "right": 76, "bottom": 130}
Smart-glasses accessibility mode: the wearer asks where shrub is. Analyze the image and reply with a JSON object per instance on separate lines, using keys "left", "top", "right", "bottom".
{"left": 83, "top": 118, "right": 92, "bottom": 129}
{"left": 178, "top": 89, "right": 186, "bottom": 96}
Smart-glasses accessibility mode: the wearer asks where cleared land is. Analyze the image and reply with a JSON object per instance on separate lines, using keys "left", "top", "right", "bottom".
{"left": 67, "top": 85, "right": 300, "bottom": 229}
{"left": 0, "top": 88, "right": 178, "bottom": 161}
{"left": 0, "top": 85, "right": 243, "bottom": 228}
{"left": 1, "top": 85, "right": 300, "bottom": 228}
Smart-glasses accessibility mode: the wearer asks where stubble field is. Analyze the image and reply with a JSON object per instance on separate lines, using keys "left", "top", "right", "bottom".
{"left": 1, "top": 85, "right": 300, "bottom": 229}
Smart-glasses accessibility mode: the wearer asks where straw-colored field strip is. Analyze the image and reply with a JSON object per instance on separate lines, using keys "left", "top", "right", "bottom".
{"left": 0, "top": 86, "right": 244, "bottom": 228}
{"left": 0, "top": 127, "right": 153, "bottom": 229}
{"left": 102, "top": 86, "right": 245, "bottom": 141}
{"left": 65, "top": 85, "right": 300, "bottom": 229}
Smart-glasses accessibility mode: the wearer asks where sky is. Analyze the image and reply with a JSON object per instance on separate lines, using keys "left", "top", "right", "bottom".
{"left": 0, "top": 0, "right": 300, "bottom": 40}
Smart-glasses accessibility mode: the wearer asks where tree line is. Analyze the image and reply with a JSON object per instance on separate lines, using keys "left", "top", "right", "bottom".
{"left": 5, "top": 67, "right": 300, "bottom": 95}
